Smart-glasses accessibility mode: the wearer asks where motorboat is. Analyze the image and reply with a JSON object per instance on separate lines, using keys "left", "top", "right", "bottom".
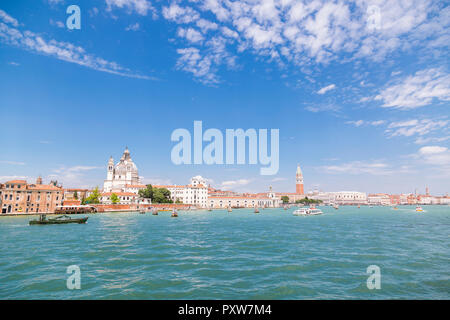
{"left": 30, "top": 214, "right": 88, "bottom": 225}
{"left": 416, "top": 206, "right": 424, "bottom": 212}
{"left": 293, "top": 207, "right": 323, "bottom": 216}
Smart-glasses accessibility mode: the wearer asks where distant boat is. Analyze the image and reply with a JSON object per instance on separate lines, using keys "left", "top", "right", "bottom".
{"left": 171, "top": 209, "right": 178, "bottom": 217}
{"left": 284, "top": 206, "right": 287, "bottom": 210}
{"left": 254, "top": 207, "right": 259, "bottom": 213}
{"left": 416, "top": 206, "right": 424, "bottom": 212}
{"left": 208, "top": 207, "right": 212, "bottom": 211}
{"left": 30, "top": 214, "right": 88, "bottom": 225}
{"left": 227, "top": 206, "right": 232, "bottom": 213}
{"left": 332, "top": 204, "right": 339, "bottom": 210}
{"left": 393, "top": 206, "right": 398, "bottom": 210}
{"left": 152, "top": 209, "right": 158, "bottom": 215}
{"left": 139, "top": 209, "right": 146, "bottom": 214}
{"left": 293, "top": 208, "right": 323, "bottom": 216}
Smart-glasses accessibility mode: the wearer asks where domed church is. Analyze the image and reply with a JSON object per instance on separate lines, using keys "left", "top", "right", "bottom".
{"left": 103, "top": 147, "right": 140, "bottom": 192}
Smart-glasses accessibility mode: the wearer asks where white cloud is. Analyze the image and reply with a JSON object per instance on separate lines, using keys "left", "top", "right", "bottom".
{"left": 177, "top": 27, "right": 204, "bottom": 43}
{"left": 50, "top": 165, "right": 102, "bottom": 187}
{"left": 0, "top": 175, "right": 29, "bottom": 183}
{"left": 162, "top": 3, "right": 200, "bottom": 23}
{"left": 141, "top": 177, "right": 173, "bottom": 186}
{"left": 321, "top": 161, "right": 395, "bottom": 175}
{"left": 346, "top": 120, "right": 386, "bottom": 127}
{"left": 415, "top": 135, "right": 450, "bottom": 145}
{"left": 49, "top": 19, "right": 65, "bottom": 28}
{"left": 346, "top": 120, "right": 365, "bottom": 127}
{"left": 0, "top": 10, "right": 154, "bottom": 80}
{"left": 0, "top": 9, "right": 18, "bottom": 27}
{"left": 317, "top": 84, "right": 336, "bottom": 94}
{"left": 157, "top": 0, "right": 448, "bottom": 84}
{"left": 106, "top": 0, "right": 156, "bottom": 17}
{"left": 221, "top": 179, "right": 251, "bottom": 190}
{"left": 8, "top": 61, "right": 19, "bottom": 66}
{"left": 386, "top": 119, "right": 448, "bottom": 137}
{"left": 416, "top": 146, "right": 450, "bottom": 174}
{"left": 304, "top": 104, "right": 340, "bottom": 113}
{"left": 375, "top": 68, "right": 450, "bottom": 109}
{"left": 125, "top": 22, "right": 140, "bottom": 31}
{"left": 0, "top": 161, "right": 26, "bottom": 165}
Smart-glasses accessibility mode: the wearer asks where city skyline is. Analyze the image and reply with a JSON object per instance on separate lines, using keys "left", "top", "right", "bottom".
{"left": 0, "top": 1, "right": 449, "bottom": 194}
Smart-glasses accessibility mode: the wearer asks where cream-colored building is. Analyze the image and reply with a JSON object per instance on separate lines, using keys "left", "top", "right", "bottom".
{"left": 155, "top": 176, "right": 209, "bottom": 208}
{"left": 103, "top": 147, "right": 140, "bottom": 192}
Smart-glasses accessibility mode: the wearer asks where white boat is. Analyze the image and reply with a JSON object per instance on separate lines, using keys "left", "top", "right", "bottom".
{"left": 415, "top": 206, "right": 424, "bottom": 212}
{"left": 293, "top": 207, "right": 323, "bottom": 216}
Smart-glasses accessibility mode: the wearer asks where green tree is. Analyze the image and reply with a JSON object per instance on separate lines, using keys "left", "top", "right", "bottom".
{"left": 73, "top": 190, "right": 78, "bottom": 200}
{"left": 152, "top": 188, "right": 173, "bottom": 203}
{"left": 295, "top": 197, "right": 322, "bottom": 205}
{"left": 84, "top": 187, "right": 101, "bottom": 204}
{"left": 138, "top": 184, "right": 153, "bottom": 199}
{"left": 110, "top": 193, "right": 119, "bottom": 204}
{"left": 281, "top": 195, "right": 289, "bottom": 204}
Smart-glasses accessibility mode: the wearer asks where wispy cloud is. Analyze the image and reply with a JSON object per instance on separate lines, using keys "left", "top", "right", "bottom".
{"left": 304, "top": 104, "right": 341, "bottom": 113}
{"left": 317, "top": 84, "right": 336, "bottom": 95}
{"left": 385, "top": 119, "right": 449, "bottom": 137}
{"left": 415, "top": 145, "right": 450, "bottom": 175}
{"left": 0, "top": 160, "right": 26, "bottom": 165}
{"left": 49, "top": 165, "right": 102, "bottom": 186}
{"left": 0, "top": 175, "right": 28, "bottom": 182}
{"left": 320, "top": 161, "right": 397, "bottom": 175}
{"left": 221, "top": 179, "right": 251, "bottom": 190}
{"left": 346, "top": 120, "right": 386, "bottom": 127}
{"left": 125, "top": 22, "right": 140, "bottom": 31}
{"left": 153, "top": 1, "right": 448, "bottom": 84}
{"left": 106, "top": 0, "right": 157, "bottom": 17}
{"left": 0, "top": 9, "right": 155, "bottom": 80}
{"left": 375, "top": 68, "right": 450, "bottom": 109}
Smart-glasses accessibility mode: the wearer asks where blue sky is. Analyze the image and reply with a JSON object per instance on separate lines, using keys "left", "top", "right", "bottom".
{"left": 0, "top": 0, "right": 449, "bottom": 194}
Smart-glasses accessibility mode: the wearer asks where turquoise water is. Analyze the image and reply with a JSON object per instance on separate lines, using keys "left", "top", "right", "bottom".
{"left": 0, "top": 206, "right": 449, "bottom": 299}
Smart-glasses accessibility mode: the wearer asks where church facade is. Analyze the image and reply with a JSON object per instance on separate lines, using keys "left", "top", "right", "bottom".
{"left": 103, "top": 147, "right": 140, "bottom": 192}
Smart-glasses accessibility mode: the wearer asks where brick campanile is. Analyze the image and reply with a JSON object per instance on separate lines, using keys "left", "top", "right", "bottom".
{"left": 296, "top": 164, "right": 304, "bottom": 195}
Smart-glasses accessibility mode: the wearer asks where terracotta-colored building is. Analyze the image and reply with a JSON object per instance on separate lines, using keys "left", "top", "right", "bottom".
{"left": 0, "top": 178, "right": 64, "bottom": 214}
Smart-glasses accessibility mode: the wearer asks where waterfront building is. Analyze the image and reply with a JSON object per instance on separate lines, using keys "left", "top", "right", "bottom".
{"left": 332, "top": 191, "right": 367, "bottom": 205}
{"left": 367, "top": 193, "right": 390, "bottom": 206}
{"left": 208, "top": 186, "right": 280, "bottom": 208}
{"left": 64, "top": 188, "right": 89, "bottom": 201}
{"left": 103, "top": 147, "right": 140, "bottom": 192}
{"left": 100, "top": 192, "right": 141, "bottom": 205}
{"left": 0, "top": 178, "right": 64, "bottom": 214}
{"left": 154, "top": 176, "right": 209, "bottom": 208}
{"left": 123, "top": 184, "right": 147, "bottom": 194}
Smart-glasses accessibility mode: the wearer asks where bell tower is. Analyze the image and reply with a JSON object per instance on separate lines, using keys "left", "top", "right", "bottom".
{"left": 296, "top": 164, "right": 304, "bottom": 195}
{"left": 107, "top": 156, "right": 114, "bottom": 181}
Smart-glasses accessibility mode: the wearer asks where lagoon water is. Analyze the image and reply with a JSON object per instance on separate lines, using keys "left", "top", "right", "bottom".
{"left": 0, "top": 206, "right": 449, "bottom": 299}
